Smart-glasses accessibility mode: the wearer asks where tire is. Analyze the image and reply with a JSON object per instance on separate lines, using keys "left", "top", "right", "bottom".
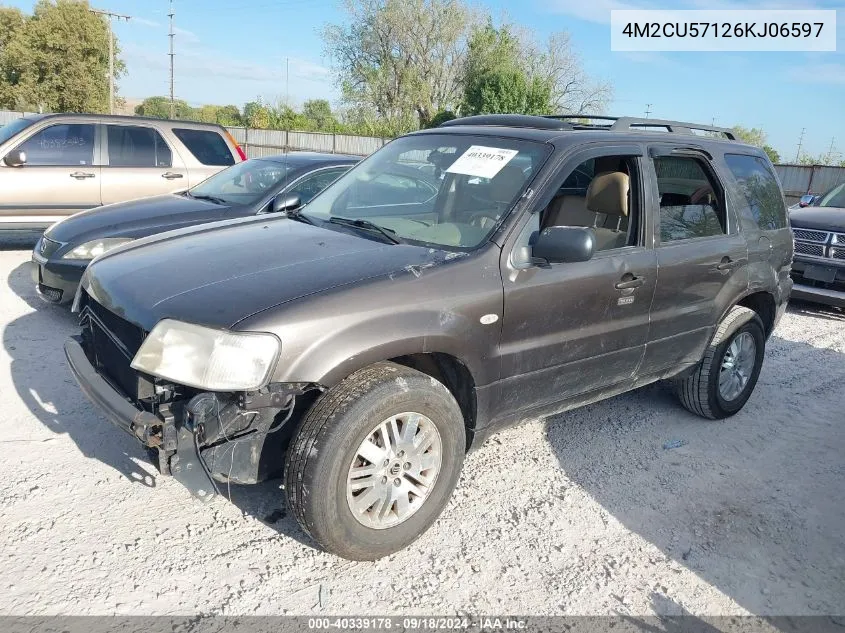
{"left": 283, "top": 361, "right": 466, "bottom": 560}
{"left": 675, "top": 305, "right": 766, "bottom": 420}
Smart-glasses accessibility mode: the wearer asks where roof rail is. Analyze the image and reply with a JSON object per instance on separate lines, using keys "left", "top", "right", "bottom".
{"left": 546, "top": 115, "right": 737, "bottom": 140}
{"left": 439, "top": 114, "right": 573, "bottom": 131}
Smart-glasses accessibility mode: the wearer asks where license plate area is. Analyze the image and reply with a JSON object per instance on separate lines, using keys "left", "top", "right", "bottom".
{"left": 803, "top": 264, "right": 837, "bottom": 283}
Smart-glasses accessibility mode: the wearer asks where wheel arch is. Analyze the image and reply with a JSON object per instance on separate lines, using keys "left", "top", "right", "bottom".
{"left": 735, "top": 291, "right": 777, "bottom": 337}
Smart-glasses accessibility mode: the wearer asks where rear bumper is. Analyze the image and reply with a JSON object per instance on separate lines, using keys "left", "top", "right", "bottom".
{"left": 64, "top": 335, "right": 217, "bottom": 501}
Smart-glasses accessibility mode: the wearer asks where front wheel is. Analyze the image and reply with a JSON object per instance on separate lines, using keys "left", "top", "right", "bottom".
{"left": 675, "top": 305, "right": 766, "bottom": 420}
{"left": 283, "top": 362, "right": 466, "bottom": 560}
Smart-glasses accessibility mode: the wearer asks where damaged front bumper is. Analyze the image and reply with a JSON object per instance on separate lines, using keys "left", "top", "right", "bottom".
{"left": 64, "top": 335, "right": 305, "bottom": 501}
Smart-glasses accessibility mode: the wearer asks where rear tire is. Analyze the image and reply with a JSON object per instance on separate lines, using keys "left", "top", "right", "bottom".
{"left": 675, "top": 305, "right": 765, "bottom": 420}
{"left": 283, "top": 361, "right": 465, "bottom": 560}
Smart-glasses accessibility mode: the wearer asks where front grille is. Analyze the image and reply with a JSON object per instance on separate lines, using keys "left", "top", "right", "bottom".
{"left": 795, "top": 242, "right": 825, "bottom": 258}
{"left": 38, "top": 236, "right": 62, "bottom": 258}
{"left": 831, "top": 247, "right": 845, "bottom": 261}
{"left": 793, "top": 228, "right": 828, "bottom": 243}
{"left": 80, "top": 291, "right": 147, "bottom": 401}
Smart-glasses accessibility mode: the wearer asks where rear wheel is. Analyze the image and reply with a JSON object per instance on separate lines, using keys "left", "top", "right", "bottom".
{"left": 283, "top": 362, "right": 465, "bottom": 560}
{"left": 675, "top": 305, "right": 765, "bottom": 420}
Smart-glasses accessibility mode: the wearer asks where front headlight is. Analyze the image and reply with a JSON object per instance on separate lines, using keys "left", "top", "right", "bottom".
{"left": 130, "top": 319, "right": 280, "bottom": 391}
{"left": 62, "top": 238, "right": 133, "bottom": 260}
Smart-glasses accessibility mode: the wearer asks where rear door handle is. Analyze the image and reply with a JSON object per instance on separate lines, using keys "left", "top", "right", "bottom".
{"left": 69, "top": 171, "right": 95, "bottom": 180}
{"left": 714, "top": 257, "right": 736, "bottom": 271}
{"left": 162, "top": 172, "right": 184, "bottom": 180}
{"left": 615, "top": 274, "right": 645, "bottom": 290}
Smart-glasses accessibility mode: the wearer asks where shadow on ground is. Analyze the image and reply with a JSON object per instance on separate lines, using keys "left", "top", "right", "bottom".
{"left": 543, "top": 317, "right": 845, "bottom": 616}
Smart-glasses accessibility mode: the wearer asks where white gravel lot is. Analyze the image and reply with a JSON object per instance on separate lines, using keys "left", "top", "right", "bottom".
{"left": 0, "top": 239, "right": 843, "bottom": 617}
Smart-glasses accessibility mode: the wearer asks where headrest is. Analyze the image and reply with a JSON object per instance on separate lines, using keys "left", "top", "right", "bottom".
{"left": 586, "top": 171, "right": 629, "bottom": 217}
{"left": 489, "top": 165, "right": 526, "bottom": 203}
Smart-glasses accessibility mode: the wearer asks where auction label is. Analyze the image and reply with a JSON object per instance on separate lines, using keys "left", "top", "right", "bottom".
{"left": 446, "top": 146, "right": 519, "bottom": 179}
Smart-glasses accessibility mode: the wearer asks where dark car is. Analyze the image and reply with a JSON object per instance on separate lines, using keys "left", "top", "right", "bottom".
{"left": 789, "top": 182, "right": 845, "bottom": 308}
{"left": 31, "top": 152, "right": 358, "bottom": 303}
{"left": 64, "top": 114, "right": 792, "bottom": 560}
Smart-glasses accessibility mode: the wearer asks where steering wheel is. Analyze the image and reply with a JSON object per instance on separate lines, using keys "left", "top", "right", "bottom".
{"left": 468, "top": 211, "right": 498, "bottom": 230}
{"left": 690, "top": 186, "right": 715, "bottom": 206}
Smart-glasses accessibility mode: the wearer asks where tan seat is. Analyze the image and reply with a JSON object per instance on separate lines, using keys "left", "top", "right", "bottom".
{"left": 586, "top": 171, "right": 630, "bottom": 250}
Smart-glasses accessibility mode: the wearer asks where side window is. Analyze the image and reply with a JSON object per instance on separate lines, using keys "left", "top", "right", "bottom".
{"left": 16, "top": 123, "right": 95, "bottom": 166}
{"left": 285, "top": 168, "right": 349, "bottom": 205}
{"left": 724, "top": 154, "right": 786, "bottom": 230}
{"left": 107, "top": 125, "right": 172, "bottom": 167}
{"left": 540, "top": 154, "right": 638, "bottom": 252}
{"left": 173, "top": 129, "right": 235, "bottom": 166}
{"left": 654, "top": 156, "right": 724, "bottom": 242}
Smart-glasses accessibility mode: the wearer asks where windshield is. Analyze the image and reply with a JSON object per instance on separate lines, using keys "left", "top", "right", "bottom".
{"left": 301, "top": 133, "right": 549, "bottom": 249}
{"left": 0, "top": 118, "right": 36, "bottom": 147}
{"left": 189, "top": 158, "right": 295, "bottom": 205}
{"left": 818, "top": 183, "right": 845, "bottom": 209}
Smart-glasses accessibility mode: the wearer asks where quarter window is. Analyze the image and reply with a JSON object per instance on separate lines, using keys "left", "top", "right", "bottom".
{"left": 655, "top": 155, "right": 725, "bottom": 242}
{"left": 173, "top": 129, "right": 235, "bottom": 166}
{"left": 724, "top": 154, "right": 787, "bottom": 230}
{"left": 285, "top": 167, "right": 349, "bottom": 205}
{"left": 107, "top": 125, "right": 173, "bottom": 167}
{"left": 15, "top": 123, "right": 95, "bottom": 166}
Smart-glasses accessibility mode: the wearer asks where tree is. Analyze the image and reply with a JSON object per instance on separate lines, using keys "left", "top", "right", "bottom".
{"left": 461, "top": 22, "right": 553, "bottom": 116}
{"left": 0, "top": 0, "right": 124, "bottom": 113}
{"left": 0, "top": 7, "right": 25, "bottom": 107}
{"left": 427, "top": 110, "right": 456, "bottom": 128}
{"left": 302, "top": 99, "right": 337, "bottom": 130}
{"left": 732, "top": 125, "right": 782, "bottom": 164}
{"left": 135, "top": 96, "right": 193, "bottom": 119}
{"left": 244, "top": 101, "right": 272, "bottom": 129}
{"left": 323, "top": 0, "right": 475, "bottom": 131}
{"left": 762, "top": 145, "right": 780, "bottom": 164}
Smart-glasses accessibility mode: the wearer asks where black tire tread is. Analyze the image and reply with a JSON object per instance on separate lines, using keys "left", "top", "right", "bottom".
{"left": 676, "top": 305, "right": 759, "bottom": 420}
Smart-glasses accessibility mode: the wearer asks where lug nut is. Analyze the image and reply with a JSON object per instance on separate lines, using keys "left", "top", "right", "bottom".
{"left": 403, "top": 462, "right": 411, "bottom": 470}
{"left": 381, "top": 476, "right": 388, "bottom": 484}
{"left": 383, "top": 459, "right": 390, "bottom": 466}
{"left": 398, "top": 450, "right": 405, "bottom": 457}
{"left": 393, "top": 478, "right": 401, "bottom": 486}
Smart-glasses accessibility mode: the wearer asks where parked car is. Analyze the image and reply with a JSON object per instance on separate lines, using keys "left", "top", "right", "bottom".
{"left": 31, "top": 152, "right": 359, "bottom": 304}
{"left": 789, "top": 181, "right": 845, "bottom": 308}
{"left": 0, "top": 113, "right": 246, "bottom": 230}
{"left": 64, "top": 114, "right": 793, "bottom": 560}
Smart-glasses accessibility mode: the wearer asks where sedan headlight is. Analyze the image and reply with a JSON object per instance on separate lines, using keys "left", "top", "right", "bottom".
{"left": 130, "top": 319, "right": 280, "bottom": 391}
{"left": 62, "top": 238, "right": 134, "bottom": 260}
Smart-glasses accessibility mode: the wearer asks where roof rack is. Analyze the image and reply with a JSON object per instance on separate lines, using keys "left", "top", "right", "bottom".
{"left": 439, "top": 114, "right": 573, "bottom": 131}
{"left": 545, "top": 115, "right": 736, "bottom": 140}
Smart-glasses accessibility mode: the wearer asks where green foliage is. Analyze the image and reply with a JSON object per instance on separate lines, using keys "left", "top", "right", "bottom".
{"left": 0, "top": 0, "right": 124, "bottom": 113}
{"left": 732, "top": 125, "right": 782, "bottom": 165}
{"left": 427, "top": 110, "right": 456, "bottom": 128}
{"left": 761, "top": 145, "right": 780, "bottom": 164}
{"left": 135, "top": 96, "right": 194, "bottom": 119}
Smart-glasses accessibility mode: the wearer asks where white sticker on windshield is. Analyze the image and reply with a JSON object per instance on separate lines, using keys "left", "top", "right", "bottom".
{"left": 445, "top": 145, "right": 519, "bottom": 179}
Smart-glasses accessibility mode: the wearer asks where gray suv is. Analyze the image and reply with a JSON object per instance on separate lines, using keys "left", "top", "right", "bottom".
{"left": 0, "top": 113, "right": 245, "bottom": 229}
{"left": 64, "top": 115, "right": 793, "bottom": 560}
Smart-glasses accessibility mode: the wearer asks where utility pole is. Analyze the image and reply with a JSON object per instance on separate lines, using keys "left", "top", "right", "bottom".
{"left": 90, "top": 8, "right": 131, "bottom": 115}
{"left": 644, "top": 103, "right": 652, "bottom": 118}
{"left": 169, "top": 0, "right": 175, "bottom": 119}
{"left": 285, "top": 57, "right": 290, "bottom": 109}
{"left": 795, "top": 127, "right": 805, "bottom": 162}
{"left": 825, "top": 137, "right": 836, "bottom": 165}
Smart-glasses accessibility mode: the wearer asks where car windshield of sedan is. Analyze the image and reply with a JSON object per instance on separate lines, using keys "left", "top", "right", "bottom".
{"left": 300, "top": 134, "right": 549, "bottom": 249}
{"left": 818, "top": 183, "right": 845, "bottom": 209}
{"left": 188, "top": 159, "right": 295, "bottom": 206}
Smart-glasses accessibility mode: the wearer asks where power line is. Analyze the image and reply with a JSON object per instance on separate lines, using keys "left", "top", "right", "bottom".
{"left": 795, "top": 127, "right": 805, "bottom": 162}
{"left": 90, "top": 8, "right": 131, "bottom": 115}
{"left": 169, "top": 0, "right": 175, "bottom": 119}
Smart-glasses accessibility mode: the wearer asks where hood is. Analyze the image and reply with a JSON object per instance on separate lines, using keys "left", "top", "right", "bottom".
{"left": 47, "top": 194, "right": 241, "bottom": 245}
{"left": 83, "top": 216, "right": 449, "bottom": 331}
{"left": 789, "top": 206, "right": 845, "bottom": 233}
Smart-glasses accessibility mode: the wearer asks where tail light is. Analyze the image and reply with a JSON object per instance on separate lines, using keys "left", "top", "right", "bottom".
{"left": 225, "top": 130, "right": 247, "bottom": 161}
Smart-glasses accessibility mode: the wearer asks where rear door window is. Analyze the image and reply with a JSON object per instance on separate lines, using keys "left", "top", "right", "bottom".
{"left": 15, "top": 123, "right": 95, "bottom": 166}
{"left": 724, "top": 154, "right": 787, "bottom": 230}
{"left": 173, "top": 129, "right": 235, "bottom": 166}
{"left": 106, "top": 125, "right": 173, "bottom": 167}
{"left": 654, "top": 155, "right": 725, "bottom": 242}
{"left": 285, "top": 167, "right": 350, "bottom": 204}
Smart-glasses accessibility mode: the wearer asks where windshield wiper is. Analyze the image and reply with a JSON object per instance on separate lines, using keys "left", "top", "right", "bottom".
{"left": 190, "top": 193, "right": 227, "bottom": 205}
{"left": 328, "top": 217, "right": 402, "bottom": 244}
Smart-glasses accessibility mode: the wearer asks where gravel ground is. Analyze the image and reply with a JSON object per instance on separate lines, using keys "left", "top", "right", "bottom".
{"left": 0, "top": 239, "right": 843, "bottom": 617}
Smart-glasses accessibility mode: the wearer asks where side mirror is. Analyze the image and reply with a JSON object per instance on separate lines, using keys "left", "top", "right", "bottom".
{"left": 271, "top": 193, "right": 302, "bottom": 213}
{"left": 798, "top": 194, "right": 815, "bottom": 208}
{"left": 4, "top": 149, "right": 26, "bottom": 167}
{"left": 532, "top": 226, "right": 595, "bottom": 265}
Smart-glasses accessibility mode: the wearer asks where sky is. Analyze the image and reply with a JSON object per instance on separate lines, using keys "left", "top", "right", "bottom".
{"left": 4, "top": 0, "right": 844, "bottom": 160}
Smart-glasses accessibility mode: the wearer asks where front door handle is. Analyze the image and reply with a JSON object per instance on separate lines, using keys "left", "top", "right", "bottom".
{"left": 615, "top": 274, "right": 645, "bottom": 290}
{"left": 714, "top": 256, "right": 735, "bottom": 271}
{"left": 162, "top": 172, "right": 184, "bottom": 180}
{"left": 69, "top": 171, "right": 95, "bottom": 180}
